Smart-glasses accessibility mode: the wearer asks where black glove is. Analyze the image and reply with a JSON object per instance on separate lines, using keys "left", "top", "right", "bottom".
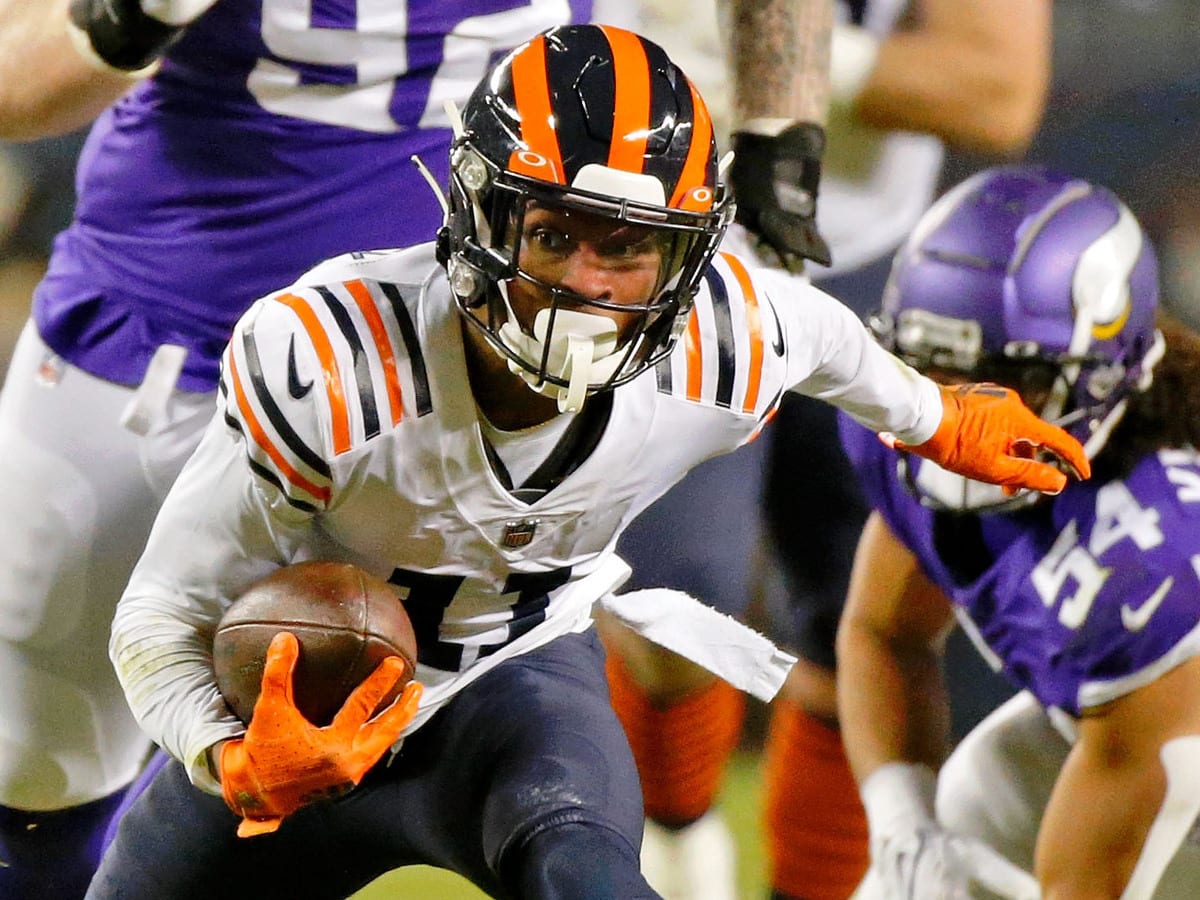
{"left": 730, "top": 122, "right": 832, "bottom": 270}
{"left": 69, "top": 0, "right": 192, "bottom": 72}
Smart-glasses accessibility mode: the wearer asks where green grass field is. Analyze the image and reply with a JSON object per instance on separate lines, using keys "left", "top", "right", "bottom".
{"left": 351, "top": 750, "right": 767, "bottom": 898}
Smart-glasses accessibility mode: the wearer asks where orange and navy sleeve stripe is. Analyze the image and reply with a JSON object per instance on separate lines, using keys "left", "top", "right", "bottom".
{"left": 655, "top": 253, "right": 780, "bottom": 420}
{"left": 220, "top": 312, "right": 331, "bottom": 513}
{"left": 220, "top": 278, "right": 432, "bottom": 512}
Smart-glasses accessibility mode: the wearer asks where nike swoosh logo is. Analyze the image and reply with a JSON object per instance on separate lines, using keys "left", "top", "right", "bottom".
{"left": 1121, "top": 576, "right": 1174, "bottom": 632}
{"left": 286, "top": 335, "right": 313, "bottom": 400}
{"left": 766, "top": 298, "right": 785, "bottom": 356}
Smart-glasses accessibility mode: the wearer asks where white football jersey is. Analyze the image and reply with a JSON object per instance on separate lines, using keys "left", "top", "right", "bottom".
{"left": 110, "top": 243, "right": 942, "bottom": 792}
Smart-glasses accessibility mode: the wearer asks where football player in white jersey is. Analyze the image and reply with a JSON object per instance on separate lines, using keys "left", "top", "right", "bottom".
{"left": 0, "top": 1, "right": 836, "bottom": 894}
{"left": 89, "top": 24, "right": 1085, "bottom": 899}
{"left": 1, "top": 1, "right": 597, "bottom": 894}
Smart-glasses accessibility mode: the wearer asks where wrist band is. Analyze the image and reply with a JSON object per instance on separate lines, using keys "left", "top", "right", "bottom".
{"left": 860, "top": 761, "right": 938, "bottom": 834}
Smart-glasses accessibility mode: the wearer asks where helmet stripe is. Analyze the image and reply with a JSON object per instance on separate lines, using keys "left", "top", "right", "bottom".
{"left": 510, "top": 34, "right": 565, "bottom": 183}
{"left": 600, "top": 25, "right": 651, "bottom": 174}
{"left": 670, "top": 78, "right": 714, "bottom": 210}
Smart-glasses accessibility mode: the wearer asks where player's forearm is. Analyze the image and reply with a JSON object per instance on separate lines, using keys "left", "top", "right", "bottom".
{"left": 836, "top": 615, "right": 951, "bottom": 784}
{"left": 853, "top": 0, "right": 1050, "bottom": 157}
{"left": 0, "top": 0, "right": 137, "bottom": 140}
{"left": 780, "top": 281, "right": 942, "bottom": 444}
{"left": 836, "top": 514, "right": 955, "bottom": 780}
{"left": 110, "top": 592, "right": 246, "bottom": 795}
{"left": 108, "top": 427, "right": 297, "bottom": 794}
{"left": 718, "top": 0, "right": 832, "bottom": 128}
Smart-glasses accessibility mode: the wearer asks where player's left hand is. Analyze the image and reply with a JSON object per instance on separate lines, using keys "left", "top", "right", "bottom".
{"left": 882, "top": 383, "right": 1090, "bottom": 495}
{"left": 219, "top": 632, "right": 422, "bottom": 838}
{"left": 729, "top": 122, "right": 832, "bottom": 271}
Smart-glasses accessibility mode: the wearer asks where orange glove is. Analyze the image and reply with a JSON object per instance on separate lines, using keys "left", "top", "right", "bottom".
{"left": 219, "top": 631, "right": 422, "bottom": 838}
{"left": 883, "top": 383, "right": 1091, "bottom": 496}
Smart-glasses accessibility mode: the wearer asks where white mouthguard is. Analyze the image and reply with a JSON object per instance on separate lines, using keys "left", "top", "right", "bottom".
{"left": 499, "top": 309, "right": 624, "bottom": 413}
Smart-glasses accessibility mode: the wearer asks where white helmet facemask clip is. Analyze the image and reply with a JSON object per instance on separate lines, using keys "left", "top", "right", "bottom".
{"left": 498, "top": 308, "right": 623, "bottom": 413}
{"left": 911, "top": 459, "right": 1034, "bottom": 514}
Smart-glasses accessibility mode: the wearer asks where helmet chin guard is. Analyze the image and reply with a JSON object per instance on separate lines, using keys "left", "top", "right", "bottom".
{"left": 499, "top": 309, "right": 621, "bottom": 412}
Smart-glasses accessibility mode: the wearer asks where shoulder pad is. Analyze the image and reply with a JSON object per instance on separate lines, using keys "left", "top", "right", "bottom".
{"left": 219, "top": 275, "right": 435, "bottom": 511}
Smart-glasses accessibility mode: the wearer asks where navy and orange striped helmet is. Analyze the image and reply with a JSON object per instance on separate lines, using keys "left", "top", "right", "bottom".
{"left": 443, "top": 24, "right": 733, "bottom": 401}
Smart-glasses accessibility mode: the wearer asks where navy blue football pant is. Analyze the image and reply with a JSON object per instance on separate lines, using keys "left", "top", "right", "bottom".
{"left": 86, "top": 629, "right": 656, "bottom": 900}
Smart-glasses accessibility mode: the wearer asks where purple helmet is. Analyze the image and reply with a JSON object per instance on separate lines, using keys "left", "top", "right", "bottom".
{"left": 871, "top": 166, "right": 1164, "bottom": 511}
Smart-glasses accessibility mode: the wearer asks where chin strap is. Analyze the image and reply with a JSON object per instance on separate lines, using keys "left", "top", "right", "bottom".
{"left": 498, "top": 309, "right": 624, "bottom": 412}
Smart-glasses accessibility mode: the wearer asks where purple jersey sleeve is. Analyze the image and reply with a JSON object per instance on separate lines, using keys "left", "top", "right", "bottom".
{"left": 34, "top": 0, "right": 592, "bottom": 392}
{"left": 839, "top": 412, "right": 1200, "bottom": 716}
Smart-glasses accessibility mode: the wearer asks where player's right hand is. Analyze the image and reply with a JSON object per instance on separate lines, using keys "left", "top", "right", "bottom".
{"left": 218, "top": 632, "right": 422, "bottom": 838}
{"left": 859, "top": 762, "right": 1039, "bottom": 900}
{"left": 885, "top": 383, "right": 1090, "bottom": 496}
{"left": 867, "top": 823, "right": 1041, "bottom": 900}
{"left": 729, "top": 122, "right": 832, "bottom": 271}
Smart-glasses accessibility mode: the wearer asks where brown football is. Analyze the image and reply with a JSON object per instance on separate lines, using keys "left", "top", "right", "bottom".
{"left": 212, "top": 561, "right": 417, "bottom": 725}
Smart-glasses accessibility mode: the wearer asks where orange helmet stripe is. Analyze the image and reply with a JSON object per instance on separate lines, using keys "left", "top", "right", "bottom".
{"left": 600, "top": 25, "right": 651, "bottom": 175}
{"left": 670, "top": 79, "right": 714, "bottom": 210}
{"left": 509, "top": 35, "right": 566, "bottom": 183}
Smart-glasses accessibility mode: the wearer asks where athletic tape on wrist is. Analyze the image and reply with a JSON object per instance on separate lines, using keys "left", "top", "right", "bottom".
{"left": 860, "top": 761, "right": 939, "bottom": 834}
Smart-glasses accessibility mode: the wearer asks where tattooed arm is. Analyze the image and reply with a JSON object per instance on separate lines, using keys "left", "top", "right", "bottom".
{"left": 718, "top": 0, "right": 832, "bottom": 128}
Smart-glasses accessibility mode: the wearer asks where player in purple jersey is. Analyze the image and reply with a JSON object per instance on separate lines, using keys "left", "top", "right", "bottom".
{"left": 0, "top": 1, "right": 589, "bottom": 895}
{"left": 836, "top": 166, "right": 1200, "bottom": 898}
{"left": 86, "top": 26, "right": 1091, "bottom": 899}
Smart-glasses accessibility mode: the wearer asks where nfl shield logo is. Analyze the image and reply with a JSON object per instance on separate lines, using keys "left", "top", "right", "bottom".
{"left": 501, "top": 519, "right": 539, "bottom": 548}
